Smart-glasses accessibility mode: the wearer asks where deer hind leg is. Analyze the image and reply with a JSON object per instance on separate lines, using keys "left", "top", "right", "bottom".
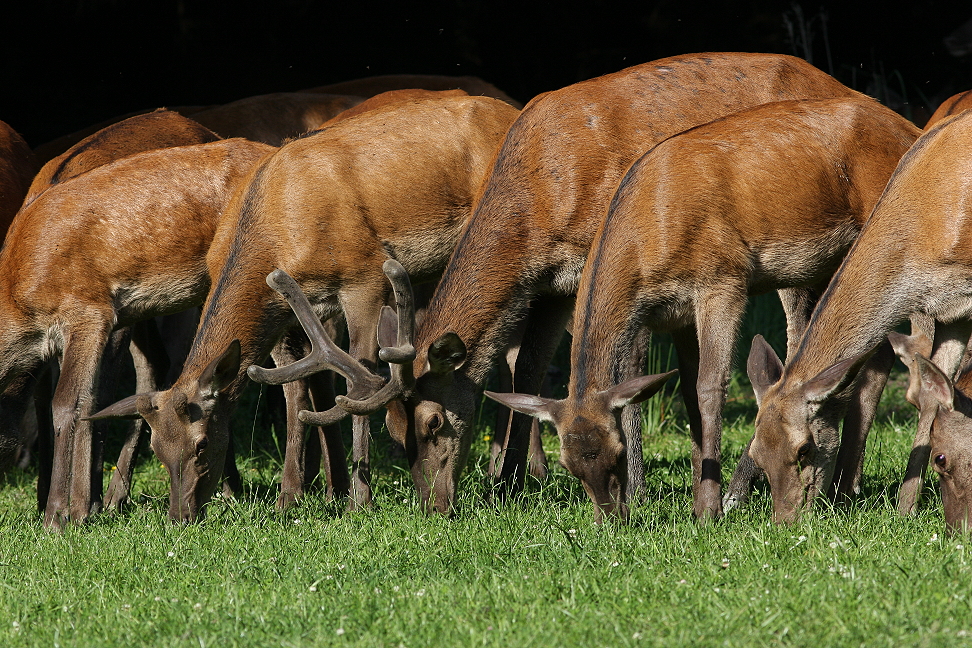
{"left": 724, "top": 286, "right": 819, "bottom": 513}
{"left": 307, "top": 358, "right": 350, "bottom": 501}
{"left": 271, "top": 328, "right": 316, "bottom": 510}
{"left": 340, "top": 284, "right": 387, "bottom": 510}
{"left": 45, "top": 317, "right": 113, "bottom": 528}
{"left": 104, "top": 319, "right": 170, "bottom": 512}
{"left": 494, "top": 295, "right": 574, "bottom": 496}
{"left": 898, "top": 317, "right": 972, "bottom": 514}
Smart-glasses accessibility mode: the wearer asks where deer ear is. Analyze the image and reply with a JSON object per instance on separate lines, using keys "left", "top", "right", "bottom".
{"left": 483, "top": 391, "right": 559, "bottom": 423}
{"left": 888, "top": 331, "right": 934, "bottom": 408}
{"left": 427, "top": 333, "right": 467, "bottom": 374}
{"left": 747, "top": 335, "right": 783, "bottom": 405}
{"left": 801, "top": 347, "right": 875, "bottom": 404}
{"left": 887, "top": 331, "right": 933, "bottom": 368}
{"left": 84, "top": 393, "right": 155, "bottom": 421}
{"left": 377, "top": 305, "right": 398, "bottom": 349}
{"left": 199, "top": 340, "right": 241, "bottom": 398}
{"left": 385, "top": 399, "right": 409, "bottom": 445}
{"left": 603, "top": 369, "right": 678, "bottom": 409}
{"left": 916, "top": 354, "right": 956, "bottom": 412}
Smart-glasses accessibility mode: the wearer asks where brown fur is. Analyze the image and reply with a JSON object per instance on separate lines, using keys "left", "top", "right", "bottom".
{"left": 318, "top": 89, "right": 468, "bottom": 128}
{"left": 189, "top": 92, "right": 363, "bottom": 146}
{"left": 97, "top": 96, "right": 518, "bottom": 521}
{"left": 304, "top": 73, "right": 522, "bottom": 108}
{"left": 391, "top": 52, "right": 865, "bottom": 516}
{"left": 32, "top": 106, "right": 214, "bottom": 163}
{"left": 487, "top": 97, "right": 919, "bottom": 520}
{"left": 749, "top": 109, "right": 972, "bottom": 524}
{"left": 925, "top": 90, "right": 972, "bottom": 128}
{"left": 25, "top": 109, "right": 220, "bottom": 206}
{"left": 0, "top": 139, "right": 273, "bottom": 527}
{"left": 0, "top": 121, "right": 38, "bottom": 240}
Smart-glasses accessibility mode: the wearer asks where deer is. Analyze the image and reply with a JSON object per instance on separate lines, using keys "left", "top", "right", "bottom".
{"left": 188, "top": 92, "right": 363, "bottom": 146}
{"left": 285, "top": 53, "right": 867, "bottom": 517}
{"left": 745, "top": 108, "right": 972, "bottom": 524}
{"left": 925, "top": 90, "right": 972, "bottom": 129}
{"left": 303, "top": 73, "right": 522, "bottom": 108}
{"left": 88, "top": 95, "right": 520, "bottom": 522}
{"left": 25, "top": 109, "right": 220, "bottom": 206}
{"left": 0, "top": 138, "right": 276, "bottom": 527}
{"left": 888, "top": 346, "right": 972, "bottom": 533}
{"left": 317, "top": 89, "right": 468, "bottom": 128}
{"left": 0, "top": 120, "right": 38, "bottom": 239}
{"left": 481, "top": 97, "right": 920, "bottom": 520}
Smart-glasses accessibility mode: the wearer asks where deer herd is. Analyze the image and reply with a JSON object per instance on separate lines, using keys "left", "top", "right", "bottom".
{"left": 2, "top": 53, "right": 972, "bottom": 533}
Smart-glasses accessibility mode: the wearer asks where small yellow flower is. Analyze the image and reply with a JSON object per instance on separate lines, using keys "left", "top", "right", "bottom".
{"left": 483, "top": 435, "right": 491, "bottom": 442}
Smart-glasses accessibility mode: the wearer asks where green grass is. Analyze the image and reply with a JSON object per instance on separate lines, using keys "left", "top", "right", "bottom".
{"left": 1, "top": 300, "right": 970, "bottom": 647}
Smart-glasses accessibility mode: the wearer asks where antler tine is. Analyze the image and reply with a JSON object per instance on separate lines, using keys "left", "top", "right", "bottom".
{"left": 328, "top": 259, "right": 418, "bottom": 416}
{"left": 246, "top": 270, "right": 383, "bottom": 397}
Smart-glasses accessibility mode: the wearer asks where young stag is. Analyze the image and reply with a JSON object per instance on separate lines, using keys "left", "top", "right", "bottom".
{"left": 323, "top": 53, "right": 866, "bottom": 517}
{"left": 91, "top": 96, "right": 519, "bottom": 520}
{"left": 747, "top": 109, "right": 972, "bottom": 524}
{"left": 0, "top": 139, "right": 273, "bottom": 527}
{"left": 484, "top": 97, "right": 920, "bottom": 520}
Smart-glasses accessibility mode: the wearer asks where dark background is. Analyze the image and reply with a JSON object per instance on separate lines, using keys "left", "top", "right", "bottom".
{"left": 3, "top": 0, "right": 972, "bottom": 147}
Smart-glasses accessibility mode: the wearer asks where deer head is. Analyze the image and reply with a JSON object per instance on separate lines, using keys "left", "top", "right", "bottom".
{"left": 87, "top": 340, "right": 240, "bottom": 522}
{"left": 484, "top": 370, "right": 676, "bottom": 521}
{"left": 747, "top": 335, "right": 875, "bottom": 524}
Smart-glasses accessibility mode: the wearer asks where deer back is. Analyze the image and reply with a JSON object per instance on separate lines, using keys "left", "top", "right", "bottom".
{"left": 0, "top": 121, "right": 38, "bottom": 239}
{"left": 25, "top": 109, "right": 221, "bottom": 206}
{"left": 190, "top": 92, "right": 364, "bottom": 146}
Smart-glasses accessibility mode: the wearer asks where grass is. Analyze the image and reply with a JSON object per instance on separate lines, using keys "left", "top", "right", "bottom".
{"left": 0, "top": 297, "right": 970, "bottom": 647}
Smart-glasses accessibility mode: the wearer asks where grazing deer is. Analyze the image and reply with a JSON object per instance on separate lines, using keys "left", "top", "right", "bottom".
{"left": 746, "top": 109, "right": 972, "bottom": 524}
{"left": 891, "top": 349, "right": 972, "bottom": 533}
{"left": 311, "top": 53, "right": 865, "bottom": 516}
{"left": 318, "top": 89, "right": 468, "bottom": 128}
{"left": 25, "top": 109, "right": 220, "bottom": 206}
{"left": 90, "top": 96, "right": 519, "bottom": 521}
{"left": 0, "top": 120, "right": 37, "bottom": 239}
{"left": 303, "top": 73, "right": 522, "bottom": 108}
{"left": 483, "top": 97, "right": 920, "bottom": 520}
{"left": 925, "top": 90, "right": 972, "bottom": 128}
{"left": 0, "top": 138, "right": 273, "bottom": 527}
{"left": 189, "top": 92, "right": 363, "bottom": 145}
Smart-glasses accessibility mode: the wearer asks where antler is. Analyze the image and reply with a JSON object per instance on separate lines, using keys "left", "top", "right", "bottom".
{"left": 333, "top": 259, "right": 416, "bottom": 416}
{"left": 245, "top": 260, "right": 416, "bottom": 426}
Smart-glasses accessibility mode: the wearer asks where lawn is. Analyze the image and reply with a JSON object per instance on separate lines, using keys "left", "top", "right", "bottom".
{"left": 0, "top": 296, "right": 969, "bottom": 647}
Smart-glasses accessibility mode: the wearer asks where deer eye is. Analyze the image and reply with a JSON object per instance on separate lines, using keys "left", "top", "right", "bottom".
{"left": 196, "top": 437, "right": 209, "bottom": 456}
{"left": 797, "top": 441, "right": 813, "bottom": 463}
{"left": 934, "top": 453, "right": 947, "bottom": 470}
{"left": 427, "top": 412, "right": 443, "bottom": 433}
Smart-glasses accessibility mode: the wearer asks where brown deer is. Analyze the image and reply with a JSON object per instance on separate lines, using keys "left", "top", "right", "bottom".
{"left": 303, "top": 74, "right": 522, "bottom": 108}
{"left": 318, "top": 89, "right": 468, "bottom": 128}
{"left": 746, "top": 109, "right": 972, "bottom": 524}
{"left": 891, "top": 350, "right": 972, "bottom": 533}
{"left": 0, "top": 138, "right": 274, "bottom": 527}
{"left": 25, "top": 109, "right": 220, "bottom": 206}
{"left": 0, "top": 120, "right": 38, "bottom": 239}
{"left": 89, "top": 95, "right": 519, "bottom": 521}
{"left": 925, "top": 90, "right": 972, "bottom": 128}
{"left": 188, "top": 92, "right": 363, "bottom": 145}
{"left": 483, "top": 97, "right": 920, "bottom": 520}
{"left": 304, "top": 53, "right": 866, "bottom": 517}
